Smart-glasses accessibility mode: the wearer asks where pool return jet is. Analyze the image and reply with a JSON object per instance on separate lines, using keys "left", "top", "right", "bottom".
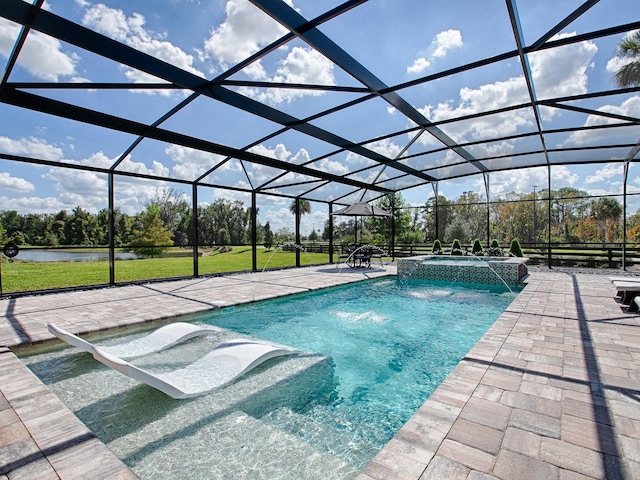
{"left": 47, "top": 323, "right": 297, "bottom": 399}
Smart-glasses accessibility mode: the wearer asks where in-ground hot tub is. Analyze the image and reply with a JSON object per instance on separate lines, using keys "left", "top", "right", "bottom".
{"left": 397, "top": 255, "right": 528, "bottom": 286}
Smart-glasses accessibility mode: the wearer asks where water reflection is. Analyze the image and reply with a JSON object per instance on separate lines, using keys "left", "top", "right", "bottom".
{"left": 12, "top": 250, "right": 138, "bottom": 262}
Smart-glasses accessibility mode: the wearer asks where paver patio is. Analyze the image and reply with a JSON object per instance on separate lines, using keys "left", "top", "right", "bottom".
{"left": 0, "top": 265, "right": 639, "bottom": 479}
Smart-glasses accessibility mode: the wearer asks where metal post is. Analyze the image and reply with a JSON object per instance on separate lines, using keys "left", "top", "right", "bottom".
{"left": 391, "top": 195, "right": 396, "bottom": 260}
{"left": 192, "top": 184, "right": 199, "bottom": 277}
{"left": 294, "top": 198, "right": 300, "bottom": 266}
{"left": 484, "top": 173, "right": 490, "bottom": 248}
{"left": 532, "top": 185, "right": 537, "bottom": 247}
{"left": 108, "top": 173, "right": 115, "bottom": 285}
{"left": 328, "top": 203, "right": 334, "bottom": 264}
{"left": 623, "top": 161, "right": 629, "bottom": 270}
{"left": 432, "top": 183, "right": 439, "bottom": 241}
{"left": 547, "top": 166, "right": 552, "bottom": 268}
{"left": 251, "top": 192, "right": 257, "bottom": 271}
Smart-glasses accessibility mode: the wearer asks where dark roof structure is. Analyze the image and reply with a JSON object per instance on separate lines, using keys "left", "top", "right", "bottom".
{"left": 1, "top": 0, "right": 639, "bottom": 208}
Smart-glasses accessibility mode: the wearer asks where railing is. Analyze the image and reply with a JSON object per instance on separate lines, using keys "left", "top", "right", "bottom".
{"left": 519, "top": 245, "right": 640, "bottom": 269}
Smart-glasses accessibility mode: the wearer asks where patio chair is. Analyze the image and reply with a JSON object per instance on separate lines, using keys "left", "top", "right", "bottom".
{"left": 611, "top": 280, "right": 640, "bottom": 304}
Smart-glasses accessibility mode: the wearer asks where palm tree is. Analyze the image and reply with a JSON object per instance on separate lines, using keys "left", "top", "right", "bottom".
{"left": 614, "top": 30, "right": 640, "bottom": 87}
{"left": 288, "top": 199, "right": 311, "bottom": 220}
{"left": 591, "top": 197, "right": 622, "bottom": 245}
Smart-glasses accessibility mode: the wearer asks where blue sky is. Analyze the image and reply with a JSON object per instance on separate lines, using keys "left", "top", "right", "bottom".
{"left": 0, "top": 0, "right": 639, "bottom": 235}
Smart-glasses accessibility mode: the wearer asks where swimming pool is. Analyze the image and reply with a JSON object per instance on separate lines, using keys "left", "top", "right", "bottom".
{"left": 22, "top": 278, "right": 518, "bottom": 479}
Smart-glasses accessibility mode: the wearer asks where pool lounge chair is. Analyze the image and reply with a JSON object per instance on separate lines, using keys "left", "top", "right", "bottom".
{"left": 47, "top": 322, "right": 222, "bottom": 358}
{"left": 611, "top": 280, "right": 640, "bottom": 304}
{"left": 91, "top": 339, "right": 297, "bottom": 399}
{"left": 608, "top": 276, "right": 640, "bottom": 284}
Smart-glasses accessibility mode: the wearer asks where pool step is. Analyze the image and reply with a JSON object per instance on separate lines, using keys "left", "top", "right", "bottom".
{"left": 130, "top": 411, "right": 359, "bottom": 480}
{"left": 254, "top": 406, "right": 375, "bottom": 470}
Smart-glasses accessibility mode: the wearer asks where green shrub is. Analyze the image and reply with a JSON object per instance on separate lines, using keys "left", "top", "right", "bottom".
{"left": 487, "top": 239, "right": 503, "bottom": 257}
{"left": 509, "top": 238, "right": 523, "bottom": 257}
{"left": 451, "top": 239, "right": 463, "bottom": 255}
{"left": 432, "top": 239, "right": 442, "bottom": 254}
{"left": 472, "top": 239, "right": 483, "bottom": 256}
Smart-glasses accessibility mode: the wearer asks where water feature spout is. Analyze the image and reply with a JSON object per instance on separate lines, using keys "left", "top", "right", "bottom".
{"left": 462, "top": 252, "right": 515, "bottom": 295}
{"left": 253, "top": 243, "right": 309, "bottom": 301}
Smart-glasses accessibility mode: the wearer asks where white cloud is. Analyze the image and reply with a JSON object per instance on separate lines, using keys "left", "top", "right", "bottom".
{"left": 560, "top": 95, "right": 640, "bottom": 146}
{"left": 43, "top": 151, "right": 172, "bottom": 214}
{"left": 0, "top": 172, "right": 35, "bottom": 192}
{"left": 60, "top": 150, "right": 170, "bottom": 177}
{"left": 246, "top": 143, "right": 292, "bottom": 184}
{"left": 341, "top": 139, "right": 401, "bottom": 171}
{"left": 204, "top": 1, "right": 335, "bottom": 103}
{"left": 0, "top": 136, "right": 63, "bottom": 161}
{"left": 203, "top": 0, "right": 287, "bottom": 66}
{"left": 432, "top": 29, "right": 463, "bottom": 58}
{"left": 240, "top": 47, "right": 336, "bottom": 104}
{"left": 366, "top": 139, "right": 403, "bottom": 159}
{"left": 552, "top": 165, "right": 581, "bottom": 188}
{"left": 416, "top": 77, "right": 532, "bottom": 145}
{"left": 466, "top": 140, "right": 515, "bottom": 160}
{"left": 528, "top": 32, "right": 597, "bottom": 100}
{"left": 0, "top": 18, "right": 77, "bottom": 81}
{"left": 312, "top": 158, "right": 350, "bottom": 176}
{"left": 82, "top": 4, "right": 204, "bottom": 93}
{"left": 0, "top": 195, "right": 68, "bottom": 214}
{"left": 407, "top": 57, "right": 431, "bottom": 74}
{"left": 249, "top": 143, "right": 291, "bottom": 161}
{"left": 82, "top": 4, "right": 131, "bottom": 41}
{"left": 606, "top": 55, "right": 630, "bottom": 75}
{"left": 585, "top": 164, "right": 623, "bottom": 184}
{"left": 606, "top": 29, "right": 640, "bottom": 74}
{"left": 165, "top": 145, "right": 227, "bottom": 180}
{"left": 488, "top": 166, "right": 577, "bottom": 196}
{"left": 415, "top": 33, "right": 598, "bottom": 145}
{"left": 407, "top": 29, "right": 462, "bottom": 75}
{"left": 289, "top": 148, "right": 312, "bottom": 165}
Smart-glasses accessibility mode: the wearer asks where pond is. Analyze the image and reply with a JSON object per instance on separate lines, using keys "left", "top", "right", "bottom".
{"left": 9, "top": 249, "right": 138, "bottom": 262}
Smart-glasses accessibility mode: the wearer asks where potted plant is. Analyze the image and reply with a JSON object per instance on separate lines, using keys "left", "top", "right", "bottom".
{"left": 432, "top": 239, "right": 442, "bottom": 255}
{"left": 487, "top": 239, "right": 503, "bottom": 257}
{"left": 451, "top": 239, "right": 463, "bottom": 255}
{"left": 509, "top": 238, "right": 523, "bottom": 257}
{"left": 472, "top": 239, "right": 484, "bottom": 256}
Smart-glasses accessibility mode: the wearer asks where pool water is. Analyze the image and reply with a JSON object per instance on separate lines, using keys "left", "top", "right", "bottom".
{"left": 23, "top": 278, "right": 518, "bottom": 479}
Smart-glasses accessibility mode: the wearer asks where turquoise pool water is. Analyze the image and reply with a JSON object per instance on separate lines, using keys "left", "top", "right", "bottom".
{"left": 23, "top": 278, "right": 518, "bottom": 479}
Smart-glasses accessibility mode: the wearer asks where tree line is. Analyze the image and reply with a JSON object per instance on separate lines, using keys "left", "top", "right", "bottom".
{"left": 1, "top": 187, "right": 639, "bottom": 253}
{"left": 327, "top": 188, "right": 639, "bottom": 247}
{"left": 0, "top": 189, "right": 253, "bottom": 250}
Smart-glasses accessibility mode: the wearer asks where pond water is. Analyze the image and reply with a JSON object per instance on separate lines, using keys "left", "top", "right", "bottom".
{"left": 10, "top": 250, "right": 138, "bottom": 262}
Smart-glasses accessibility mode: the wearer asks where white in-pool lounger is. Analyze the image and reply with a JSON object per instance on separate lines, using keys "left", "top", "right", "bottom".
{"left": 47, "top": 323, "right": 297, "bottom": 398}
{"left": 47, "top": 322, "right": 222, "bottom": 358}
{"left": 91, "top": 339, "right": 297, "bottom": 399}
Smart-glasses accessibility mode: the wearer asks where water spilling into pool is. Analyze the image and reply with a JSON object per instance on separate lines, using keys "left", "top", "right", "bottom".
{"left": 22, "top": 278, "right": 519, "bottom": 479}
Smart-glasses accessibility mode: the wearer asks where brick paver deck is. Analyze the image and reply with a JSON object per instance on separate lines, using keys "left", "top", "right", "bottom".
{"left": 1, "top": 265, "right": 639, "bottom": 479}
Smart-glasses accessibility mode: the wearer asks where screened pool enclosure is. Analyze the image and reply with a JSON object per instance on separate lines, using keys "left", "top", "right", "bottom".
{"left": 1, "top": 0, "right": 639, "bottom": 294}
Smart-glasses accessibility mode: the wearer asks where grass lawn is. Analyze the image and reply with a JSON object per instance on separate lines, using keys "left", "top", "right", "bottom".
{"left": 1, "top": 246, "right": 333, "bottom": 294}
